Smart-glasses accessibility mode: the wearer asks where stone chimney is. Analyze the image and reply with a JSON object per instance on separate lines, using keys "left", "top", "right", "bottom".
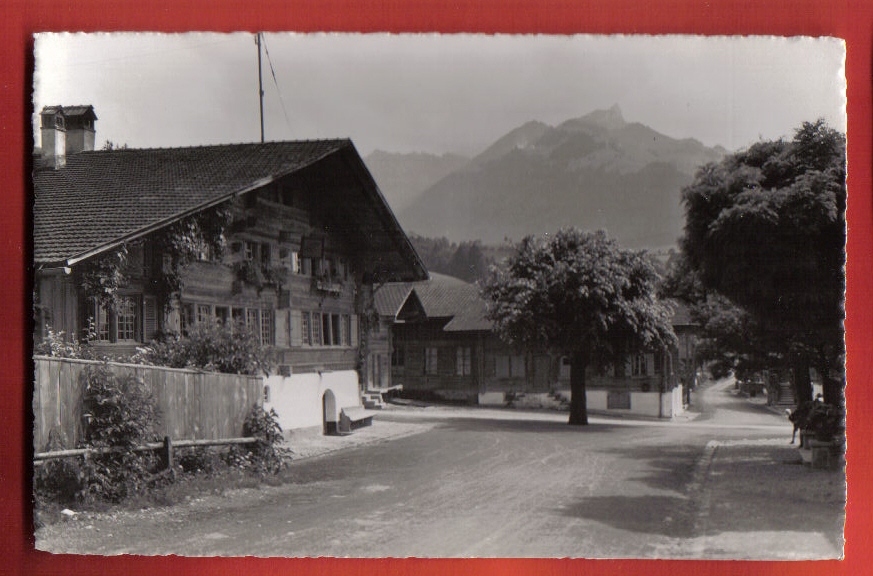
{"left": 39, "top": 105, "right": 97, "bottom": 169}
{"left": 40, "top": 106, "right": 67, "bottom": 169}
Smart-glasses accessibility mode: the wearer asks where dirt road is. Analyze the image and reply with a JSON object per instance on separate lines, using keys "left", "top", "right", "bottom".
{"left": 35, "top": 379, "right": 844, "bottom": 558}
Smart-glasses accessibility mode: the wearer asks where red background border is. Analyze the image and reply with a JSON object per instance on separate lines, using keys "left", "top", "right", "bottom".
{"left": 1, "top": 1, "right": 870, "bottom": 575}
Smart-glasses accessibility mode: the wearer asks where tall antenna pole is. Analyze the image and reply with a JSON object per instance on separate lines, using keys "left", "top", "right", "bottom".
{"left": 256, "top": 32, "right": 265, "bottom": 143}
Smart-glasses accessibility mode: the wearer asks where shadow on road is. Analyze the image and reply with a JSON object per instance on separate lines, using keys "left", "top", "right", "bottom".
{"left": 562, "top": 441, "right": 845, "bottom": 551}
{"left": 592, "top": 444, "right": 702, "bottom": 494}
{"left": 432, "top": 416, "right": 625, "bottom": 435}
{"left": 558, "top": 494, "right": 696, "bottom": 537}
{"left": 282, "top": 415, "right": 625, "bottom": 484}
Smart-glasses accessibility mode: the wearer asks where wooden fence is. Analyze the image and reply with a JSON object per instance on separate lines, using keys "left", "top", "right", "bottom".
{"left": 33, "top": 356, "right": 264, "bottom": 451}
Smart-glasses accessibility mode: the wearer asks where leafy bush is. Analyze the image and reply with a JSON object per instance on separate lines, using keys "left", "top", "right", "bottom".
{"left": 805, "top": 403, "right": 846, "bottom": 442}
{"left": 34, "top": 326, "right": 99, "bottom": 360}
{"left": 177, "top": 446, "right": 225, "bottom": 476}
{"left": 790, "top": 400, "right": 847, "bottom": 443}
{"left": 33, "top": 429, "right": 86, "bottom": 504}
{"left": 80, "top": 364, "right": 162, "bottom": 502}
{"left": 226, "top": 404, "right": 287, "bottom": 475}
{"left": 131, "top": 321, "right": 273, "bottom": 375}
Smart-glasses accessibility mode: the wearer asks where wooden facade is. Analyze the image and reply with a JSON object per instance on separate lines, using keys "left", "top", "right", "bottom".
{"left": 391, "top": 322, "right": 486, "bottom": 402}
{"left": 365, "top": 315, "right": 394, "bottom": 390}
{"left": 34, "top": 138, "right": 427, "bottom": 390}
{"left": 386, "top": 276, "right": 690, "bottom": 408}
{"left": 36, "top": 180, "right": 364, "bottom": 377}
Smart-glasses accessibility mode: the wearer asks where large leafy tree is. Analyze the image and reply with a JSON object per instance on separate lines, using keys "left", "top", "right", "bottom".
{"left": 679, "top": 120, "right": 846, "bottom": 405}
{"left": 481, "top": 229, "right": 677, "bottom": 425}
{"left": 662, "top": 251, "right": 774, "bottom": 380}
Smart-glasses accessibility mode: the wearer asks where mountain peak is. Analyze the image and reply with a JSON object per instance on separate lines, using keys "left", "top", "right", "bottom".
{"left": 580, "top": 104, "right": 626, "bottom": 130}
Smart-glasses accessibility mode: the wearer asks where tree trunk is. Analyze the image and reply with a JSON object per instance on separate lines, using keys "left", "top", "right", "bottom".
{"left": 568, "top": 351, "right": 589, "bottom": 426}
{"left": 817, "top": 350, "right": 845, "bottom": 407}
{"left": 792, "top": 355, "right": 813, "bottom": 405}
{"left": 821, "top": 373, "right": 843, "bottom": 407}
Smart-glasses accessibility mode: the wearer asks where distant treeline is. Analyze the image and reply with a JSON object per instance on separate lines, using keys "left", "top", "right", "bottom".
{"left": 409, "top": 234, "right": 512, "bottom": 283}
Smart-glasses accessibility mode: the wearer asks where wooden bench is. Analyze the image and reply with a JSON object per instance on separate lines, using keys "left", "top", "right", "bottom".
{"left": 337, "top": 406, "right": 374, "bottom": 434}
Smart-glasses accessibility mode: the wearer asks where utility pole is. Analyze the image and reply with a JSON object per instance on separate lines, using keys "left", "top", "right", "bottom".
{"left": 256, "top": 32, "right": 265, "bottom": 143}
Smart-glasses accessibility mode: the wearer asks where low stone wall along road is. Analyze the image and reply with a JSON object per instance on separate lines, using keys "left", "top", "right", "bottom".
{"left": 36, "top": 378, "right": 845, "bottom": 558}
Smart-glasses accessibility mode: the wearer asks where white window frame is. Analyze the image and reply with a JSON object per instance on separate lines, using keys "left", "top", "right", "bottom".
{"left": 260, "top": 309, "right": 274, "bottom": 346}
{"left": 89, "top": 295, "right": 141, "bottom": 343}
{"left": 631, "top": 354, "right": 647, "bottom": 377}
{"left": 301, "top": 311, "right": 311, "bottom": 346}
{"left": 115, "top": 296, "right": 138, "bottom": 342}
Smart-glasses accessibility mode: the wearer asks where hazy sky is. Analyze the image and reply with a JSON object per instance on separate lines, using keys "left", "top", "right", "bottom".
{"left": 33, "top": 33, "right": 846, "bottom": 157}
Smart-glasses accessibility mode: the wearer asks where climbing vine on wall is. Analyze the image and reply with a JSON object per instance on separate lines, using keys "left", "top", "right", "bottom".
{"left": 149, "top": 205, "right": 233, "bottom": 312}
{"left": 354, "top": 280, "right": 383, "bottom": 377}
{"left": 78, "top": 245, "right": 130, "bottom": 313}
{"left": 78, "top": 203, "right": 234, "bottom": 315}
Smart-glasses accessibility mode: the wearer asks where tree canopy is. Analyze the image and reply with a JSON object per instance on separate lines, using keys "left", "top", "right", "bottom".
{"left": 661, "top": 250, "right": 772, "bottom": 381}
{"left": 678, "top": 120, "right": 846, "bottom": 403}
{"left": 481, "top": 228, "right": 676, "bottom": 424}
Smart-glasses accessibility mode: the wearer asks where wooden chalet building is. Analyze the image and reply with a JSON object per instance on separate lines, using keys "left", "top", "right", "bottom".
{"left": 379, "top": 274, "right": 695, "bottom": 417}
{"left": 33, "top": 105, "right": 427, "bottom": 433}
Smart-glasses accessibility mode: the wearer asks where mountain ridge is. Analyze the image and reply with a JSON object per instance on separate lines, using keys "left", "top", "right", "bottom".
{"left": 363, "top": 149, "right": 470, "bottom": 214}
{"left": 396, "top": 106, "right": 726, "bottom": 250}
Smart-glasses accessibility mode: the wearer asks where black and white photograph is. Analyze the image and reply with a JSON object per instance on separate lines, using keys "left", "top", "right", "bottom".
{"left": 31, "top": 32, "right": 847, "bottom": 558}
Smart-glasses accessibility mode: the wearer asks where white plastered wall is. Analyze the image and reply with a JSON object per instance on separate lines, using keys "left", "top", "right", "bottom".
{"left": 264, "top": 370, "right": 361, "bottom": 433}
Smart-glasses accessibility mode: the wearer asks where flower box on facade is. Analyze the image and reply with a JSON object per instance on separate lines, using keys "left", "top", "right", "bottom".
{"left": 314, "top": 278, "right": 343, "bottom": 295}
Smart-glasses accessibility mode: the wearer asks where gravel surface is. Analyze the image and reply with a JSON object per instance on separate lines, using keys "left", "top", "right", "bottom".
{"left": 281, "top": 414, "right": 438, "bottom": 460}
{"left": 34, "top": 381, "right": 846, "bottom": 558}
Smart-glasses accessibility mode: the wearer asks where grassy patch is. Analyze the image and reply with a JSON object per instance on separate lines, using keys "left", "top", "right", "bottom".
{"left": 34, "top": 444, "right": 292, "bottom": 528}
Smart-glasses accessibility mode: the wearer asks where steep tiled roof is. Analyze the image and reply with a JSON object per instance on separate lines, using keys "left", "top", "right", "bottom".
{"left": 33, "top": 140, "right": 352, "bottom": 265}
{"left": 390, "top": 273, "right": 493, "bottom": 332}
{"left": 390, "top": 274, "right": 694, "bottom": 335}
{"left": 373, "top": 282, "right": 415, "bottom": 317}
{"left": 414, "top": 273, "right": 488, "bottom": 327}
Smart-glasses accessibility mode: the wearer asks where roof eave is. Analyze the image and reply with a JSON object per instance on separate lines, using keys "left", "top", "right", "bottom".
{"left": 62, "top": 175, "right": 273, "bottom": 267}
{"left": 56, "top": 142, "right": 350, "bottom": 267}
{"left": 339, "top": 146, "right": 429, "bottom": 282}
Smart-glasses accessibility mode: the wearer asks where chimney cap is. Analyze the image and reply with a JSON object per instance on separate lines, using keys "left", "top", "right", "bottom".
{"left": 40, "top": 105, "right": 98, "bottom": 123}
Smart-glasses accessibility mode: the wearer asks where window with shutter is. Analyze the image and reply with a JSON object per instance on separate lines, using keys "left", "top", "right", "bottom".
{"left": 90, "top": 295, "right": 142, "bottom": 343}
{"left": 197, "top": 304, "right": 212, "bottom": 324}
{"left": 331, "top": 314, "right": 341, "bottom": 346}
{"left": 275, "top": 310, "right": 289, "bottom": 348}
{"left": 116, "top": 297, "right": 137, "bottom": 341}
{"left": 143, "top": 297, "right": 158, "bottom": 342}
{"left": 246, "top": 308, "right": 259, "bottom": 331}
{"left": 290, "top": 310, "right": 303, "bottom": 347}
{"left": 311, "top": 312, "right": 322, "bottom": 346}
{"left": 261, "top": 309, "right": 274, "bottom": 345}
{"left": 350, "top": 315, "right": 359, "bottom": 347}
{"left": 630, "top": 354, "right": 647, "bottom": 376}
